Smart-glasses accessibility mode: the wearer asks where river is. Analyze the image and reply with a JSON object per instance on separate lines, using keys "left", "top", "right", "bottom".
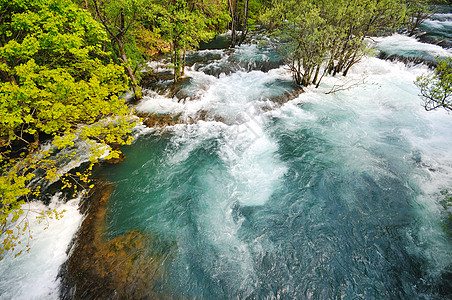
{"left": 1, "top": 9, "right": 452, "bottom": 300}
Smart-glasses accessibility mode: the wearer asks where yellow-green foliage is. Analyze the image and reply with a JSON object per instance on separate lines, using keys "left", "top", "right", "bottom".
{"left": 416, "top": 57, "right": 452, "bottom": 112}
{"left": 0, "top": 0, "right": 138, "bottom": 259}
{"left": 0, "top": 0, "right": 131, "bottom": 142}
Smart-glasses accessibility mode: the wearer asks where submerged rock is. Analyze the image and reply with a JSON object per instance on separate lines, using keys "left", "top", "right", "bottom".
{"left": 137, "top": 112, "right": 185, "bottom": 128}
{"left": 167, "top": 77, "right": 193, "bottom": 100}
{"left": 141, "top": 72, "right": 198, "bottom": 102}
{"left": 135, "top": 82, "right": 301, "bottom": 130}
{"left": 104, "top": 151, "right": 126, "bottom": 165}
{"left": 196, "top": 55, "right": 284, "bottom": 78}
{"left": 140, "top": 71, "right": 174, "bottom": 95}
{"left": 59, "top": 183, "right": 174, "bottom": 299}
{"left": 410, "top": 29, "right": 452, "bottom": 49}
{"left": 269, "top": 88, "right": 303, "bottom": 106}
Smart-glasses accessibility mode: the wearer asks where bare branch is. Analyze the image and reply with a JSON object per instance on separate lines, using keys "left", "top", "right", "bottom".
{"left": 326, "top": 76, "right": 366, "bottom": 95}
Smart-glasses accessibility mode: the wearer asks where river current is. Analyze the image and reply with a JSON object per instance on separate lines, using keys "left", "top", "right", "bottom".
{"left": 1, "top": 9, "right": 452, "bottom": 300}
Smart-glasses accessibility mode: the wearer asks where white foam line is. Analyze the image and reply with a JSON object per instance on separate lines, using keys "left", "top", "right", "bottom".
{"left": 0, "top": 195, "right": 83, "bottom": 300}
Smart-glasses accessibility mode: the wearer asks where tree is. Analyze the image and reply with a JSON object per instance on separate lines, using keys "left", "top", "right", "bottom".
{"left": 261, "top": 0, "right": 328, "bottom": 86}
{"left": 157, "top": 0, "right": 229, "bottom": 82}
{"left": 0, "top": 0, "right": 137, "bottom": 259}
{"left": 90, "top": 0, "right": 153, "bottom": 100}
{"left": 415, "top": 57, "right": 452, "bottom": 111}
{"left": 228, "top": 0, "right": 248, "bottom": 47}
{"left": 0, "top": 0, "right": 134, "bottom": 146}
{"left": 262, "top": 0, "right": 406, "bottom": 88}
{"left": 405, "top": 0, "right": 433, "bottom": 36}
{"left": 229, "top": 0, "right": 262, "bottom": 47}
{"left": 324, "top": 0, "right": 406, "bottom": 77}
{"left": 81, "top": 0, "right": 229, "bottom": 84}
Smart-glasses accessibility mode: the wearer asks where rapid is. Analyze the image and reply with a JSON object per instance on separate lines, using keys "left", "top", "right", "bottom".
{"left": 1, "top": 8, "right": 452, "bottom": 300}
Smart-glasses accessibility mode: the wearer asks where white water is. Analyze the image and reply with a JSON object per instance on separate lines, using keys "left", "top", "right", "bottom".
{"left": 1, "top": 28, "right": 452, "bottom": 298}
{"left": 134, "top": 36, "right": 452, "bottom": 297}
{"left": 374, "top": 33, "right": 452, "bottom": 59}
{"left": 423, "top": 19, "right": 452, "bottom": 29}
{"left": 0, "top": 196, "right": 82, "bottom": 299}
{"left": 286, "top": 56, "right": 452, "bottom": 275}
{"left": 138, "top": 62, "right": 288, "bottom": 121}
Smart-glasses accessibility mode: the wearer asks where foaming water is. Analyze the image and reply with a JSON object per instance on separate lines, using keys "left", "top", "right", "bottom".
{"left": 100, "top": 37, "right": 452, "bottom": 298}
{"left": 420, "top": 6, "right": 452, "bottom": 46}
{"left": 270, "top": 57, "right": 452, "bottom": 297}
{"left": 0, "top": 196, "right": 82, "bottom": 300}
{"left": 2, "top": 29, "right": 452, "bottom": 298}
{"left": 374, "top": 34, "right": 451, "bottom": 59}
{"left": 138, "top": 68, "right": 291, "bottom": 122}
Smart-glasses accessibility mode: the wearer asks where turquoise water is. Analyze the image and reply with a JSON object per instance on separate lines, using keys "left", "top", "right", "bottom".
{"left": 1, "top": 14, "right": 452, "bottom": 300}
{"left": 376, "top": 6, "right": 452, "bottom": 61}
{"left": 420, "top": 6, "right": 452, "bottom": 48}
{"left": 98, "top": 40, "right": 452, "bottom": 298}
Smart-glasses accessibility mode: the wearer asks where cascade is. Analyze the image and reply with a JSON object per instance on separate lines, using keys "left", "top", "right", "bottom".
{"left": 1, "top": 8, "right": 452, "bottom": 300}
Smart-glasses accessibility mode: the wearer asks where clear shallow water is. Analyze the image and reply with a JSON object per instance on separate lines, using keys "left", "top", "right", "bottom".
{"left": 99, "top": 43, "right": 452, "bottom": 298}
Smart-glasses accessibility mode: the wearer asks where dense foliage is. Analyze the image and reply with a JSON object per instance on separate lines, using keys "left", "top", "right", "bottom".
{"left": 81, "top": 0, "right": 229, "bottom": 84}
{"left": 0, "top": 0, "right": 137, "bottom": 258}
{"left": 0, "top": 0, "right": 132, "bottom": 143}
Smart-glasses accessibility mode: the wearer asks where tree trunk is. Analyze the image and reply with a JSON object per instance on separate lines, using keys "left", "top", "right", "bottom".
{"left": 172, "top": 40, "right": 182, "bottom": 83}
{"left": 92, "top": 0, "right": 141, "bottom": 100}
{"left": 230, "top": 0, "right": 239, "bottom": 47}
{"left": 0, "top": 57, "right": 17, "bottom": 84}
{"left": 312, "top": 65, "right": 320, "bottom": 86}
{"left": 118, "top": 41, "right": 142, "bottom": 100}
{"left": 342, "top": 49, "right": 358, "bottom": 77}
{"left": 238, "top": 0, "right": 249, "bottom": 46}
{"left": 31, "top": 131, "right": 39, "bottom": 151}
{"left": 181, "top": 48, "right": 186, "bottom": 77}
